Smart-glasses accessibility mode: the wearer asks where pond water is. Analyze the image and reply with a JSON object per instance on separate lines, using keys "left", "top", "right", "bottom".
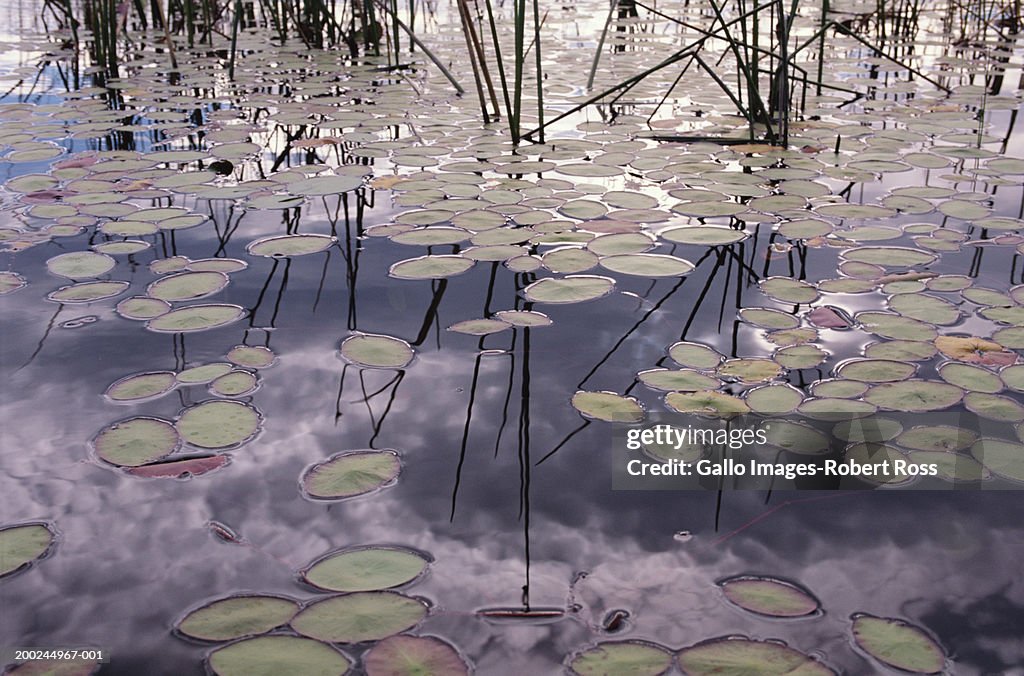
{"left": 2, "top": 0, "right": 1024, "bottom": 674}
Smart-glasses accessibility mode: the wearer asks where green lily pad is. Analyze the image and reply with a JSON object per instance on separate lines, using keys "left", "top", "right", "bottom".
{"left": 852, "top": 615, "right": 945, "bottom": 673}
{"left": 93, "top": 240, "right": 151, "bottom": 255}
{"left": 189, "top": 258, "right": 249, "bottom": 274}
{"left": 569, "top": 641, "right": 672, "bottom": 676}
{"left": 837, "top": 359, "right": 917, "bottom": 382}
{"left": 665, "top": 391, "right": 750, "bottom": 418}
{"left": 177, "top": 595, "right": 300, "bottom": 641}
{"left": 105, "top": 371, "right": 177, "bottom": 401}
{"left": 637, "top": 368, "right": 721, "bottom": 392}
{"left": 523, "top": 275, "right": 615, "bottom": 304}
{"left": 0, "top": 523, "right": 56, "bottom": 578}
{"left": 210, "top": 371, "right": 259, "bottom": 397}
{"left": 570, "top": 391, "right": 644, "bottom": 423}
{"left": 148, "top": 271, "right": 229, "bottom": 302}
{"left": 93, "top": 416, "right": 180, "bottom": 466}
{"left": 448, "top": 318, "right": 512, "bottom": 335}
{"left": 897, "top": 426, "right": 978, "bottom": 452}
{"left": 774, "top": 345, "right": 828, "bottom": 369}
{"left": 661, "top": 226, "right": 748, "bottom": 246}
{"left": 810, "top": 380, "right": 868, "bottom": 398}
{"left": 971, "top": 438, "right": 1024, "bottom": 482}
{"left": 720, "top": 577, "right": 819, "bottom": 617}
{"left": 227, "top": 346, "right": 276, "bottom": 368}
{"left": 864, "top": 381, "right": 964, "bottom": 412}
{"left": 339, "top": 334, "right": 415, "bottom": 369}
{"left": 745, "top": 385, "right": 804, "bottom": 414}
{"left": 493, "top": 310, "right": 552, "bottom": 327}
{"left": 888, "top": 294, "right": 960, "bottom": 325}
{"left": 739, "top": 308, "right": 799, "bottom": 330}
{"left": 964, "top": 392, "right": 1024, "bottom": 422}
{"left": 863, "top": 340, "right": 937, "bottom": 362}
{"left": 177, "top": 363, "right": 234, "bottom": 385}
{"left": 389, "top": 255, "right": 474, "bottom": 280}
{"left": 938, "top": 363, "right": 1003, "bottom": 393}
{"left": 47, "top": 281, "right": 130, "bottom": 303}
{"left": 842, "top": 246, "right": 936, "bottom": 267}
{"left": 586, "top": 233, "right": 656, "bottom": 255}
{"left": 291, "top": 591, "right": 427, "bottom": 643}
{"left": 759, "top": 277, "right": 819, "bottom": 304}
{"left": 0, "top": 271, "right": 27, "bottom": 295}
{"left": 302, "top": 451, "right": 402, "bottom": 499}
{"left": 907, "top": 451, "right": 990, "bottom": 482}
{"left": 303, "top": 546, "right": 429, "bottom": 592}
{"left": 677, "top": 637, "right": 832, "bottom": 675}
{"left": 46, "top": 251, "right": 116, "bottom": 279}
{"left": 146, "top": 305, "right": 246, "bottom": 333}
{"left": 1001, "top": 365, "right": 1024, "bottom": 392}
{"left": 599, "top": 253, "right": 694, "bottom": 277}
{"left": 390, "top": 227, "right": 470, "bottom": 246}
{"left": 718, "top": 358, "right": 783, "bottom": 383}
{"left": 247, "top": 234, "right": 335, "bottom": 257}
{"left": 207, "top": 635, "right": 352, "bottom": 676}
{"left": 668, "top": 342, "right": 724, "bottom": 369}
{"left": 364, "top": 635, "right": 469, "bottom": 676}
{"left": 176, "top": 400, "right": 261, "bottom": 449}
{"left": 856, "top": 312, "right": 937, "bottom": 341}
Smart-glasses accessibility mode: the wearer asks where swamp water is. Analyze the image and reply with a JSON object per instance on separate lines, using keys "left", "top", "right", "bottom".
{"left": 2, "top": 0, "right": 1024, "bottom": 673}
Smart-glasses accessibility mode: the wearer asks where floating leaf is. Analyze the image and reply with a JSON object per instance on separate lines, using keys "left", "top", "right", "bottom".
{"left": 864, "top": 381, "right": 964, "bottom": 412}
{"left": 718, "top": 358, "right": 783, "bottom": 383}
{"left": 971, "top": 438, "right": 1024, "bottom": 482}
{"left": 178, "top": 595, "right": 299, "bottom": 641}
{"left": 178, "top": 363, "right": 234, "bottom": 385}
{"left": 570, "top": 391, "right": 644, "bottom": 423}
{"left": 448, "top": 318, "right": 512, "bottom": 335}
{"left": 637, "top": 368, "right": 720, "bottom": 392}
{"left": 666, "top": 391, "right": 750, "bottom": 418}
{"left": 836, "top": 360, "right": 916, "bottom": 383}
{"left": 938, "top": 363, "right": 1002, "bottom": 393}
{"left": 291, "top": 592, "right": 427, "bottom": 643}
{"left": 493, "top": 310, "right": 552, "bottom": 327}
{"left": 775, "top": 345, "right": 827, "bottom": 369}
{"left": 935, "top": 336, "right": 1016, "bottom": 365}
{"left": 720, "top": 577, "right": 819, "bottom": 617}
{"left": 668, "top": 342, "right": 724, "bottom": 369}
{"left": 964, "top": 392, "right": 1024, "bottom": 422}
{"left": 207, "top": 635, "right": 352, "bottom": 676}
{"left": 745, "top": 385, "right": 804, "bottom": 414}
{"left": 0, "top": 271, "right": 27, "bottom": 295}
{"left": 852, "top": 615, "right": 945, "bottom": 673}
{"left": 864, "top": 340, "right": 937, "bottom": 362}
{"left": 176, "top": 401, "right": 261, "bottom": 449}
{"left": 302, "top": 451, "right": 402, "bottom": 499}
{"left": 390, "top": 227, "right": 470, "bottom": 246}
{"left": 46, "top": 251, "right": 116, "bottom": 279}
{"left": 227, "top": 346, "right": 276, "bottom": 368}
{"left": 845, "top": 443, "right": 911, "bottom": 485}
{"left": 210, "top": 371, "right": 259, "bottom": 397}
{"left": 339, "top": 334, "right": 414, "bottom": 369}
{"left": 568, "top": 641, "right": 672, "bottom": 676}
{"left": 93, "top": 417, "right": 180, "bottom": 466}
{"left": 127, "top": 454, "right": 230, "bottom": 479}
{"left": 896, "top": 426, "right": 977, "bottom": 452}
{"left": 661, "top": 226, "right": 748, "bottom": 246}
{"left": 0, "top": 523, "right": 55, "bottom": 578}
{"left": 247, "top": 234, "right": 335, "bottom": 257}
{"left": 857, "top": 312, "right": 937, "bottom": 341}
{"left": 759, "top": 277, "right": 819, "bottom": 304}
{"left": 364, "top": 635, "right": 469, "bottom": 676}
{"left": 832, "top": 418, "right": 903, "bottom": 443}
{"left": 303, "top": 546, "right": 429, "bottom": 592}
{"left": 47, "top": 281, "right": 130, "bottom": 303}
{"left": 764, "top": 420, "right": 829, "bottom": 454}
{"left": 678, "top": 637, "right": 832, "bottom": 675}
{"left": 599, "top": 253, "right": 694, "bottom": 277}
{"left": 811, "top": 380, "right": 868, "bottom": 399}
{"left": 389, "top": 255, "right": 474, "bottom": 280}
{"left": 888, "top": 294, "right": 960, "bottom": 325}
{"left": 148, "top": 271, "right": 229, "bottom": 302}
{"left": 146, "top": 304, "right": 246, "bottom": 333}
{"left": 806, "top": 306, "right": 852, "bottom": 329}
{"left": 105, "top": 371, "right": 177, "bottom": 401}
{"left": 523, "top": 275, "right": 615, "bottom": 304}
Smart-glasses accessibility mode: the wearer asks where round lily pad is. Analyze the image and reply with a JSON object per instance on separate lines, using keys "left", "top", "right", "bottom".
{"left": 339, "top": 334, "right": 414, "bottom": 369}
{"left": 364, "top": 635, "right": 469, "bottom": 676}
{"left": 897, "top": 426, "right": 977, "bottom": 452}
{"left": 207, "top": 635, "right": 352, "bottom": 676}
{"left": 661, "top": 226, "right": 748, "bottom": 245}
{"left": 524, "top": 276, "right": 615, "bottom": 304}
{"left": 938, "top": 363, "right": 1003, "bottom": 393}
{"left": 303, "top": 546, "right": 429, "bottom": 592}
{"left": 0, "top": 523, "right": 56, "bottom": 578}
{"left": 832, "top": 418, "right": 903, "bottom": 443}
{"left": 389, "top": 255, "right": 474, "bottom": 280}
{"left": 666, "top": 391, "right": 750, "bottom": 418}
{"left": 774, "top": 345, "right": 827, "bottom": 369}
{"left": 93, "top": 240, "right": 150, "bottom": 255}
{"left": 569, "top": 641, "right": 672, "bottom": 676}
{"left": 570, "top": 391, "right": 644, "bottom": 423}
{"left": 0, "top": 271, "right": 27, "bottom": 295}
{"left": 797, "top": 397, "right": 876, "bottom": 420}
{"left": 177, "top": 595, "right": 300, "bottom": 641}
{"left": 210, "top": 371, "right": 259, "bottom": 397}
{"left": 47, "top": 281, "right": 130, "bottom": 303}
{"left": 678, "top": 637, "right": 832, "bottom": 675}
{"left": 176, "top": 400, "right": 261, "bottom": 449}
{"left": 227, "top": 346, "right": 276, "bottom": 368}
{"left": 888, "top": 294, "right": 960, "bottom": 325}
{"left": 105, "top": 371, "right": 177, "bottom": 401}
{"left": 964, "top": 392, "right": 1024, "bottom": 422}
{"left": 745, "top": 384, "right": 804, "bottom": 414}
{"left": 720, "top": 577, "right": 819, "bottom": 617}
{"left": 718, "top": 358, "right": 783, "bottom": 383}
{"left": 599, "top": 254, "right": 694, "bottom": 277}
{"left": 247, "top": 234, "right": 336, "bottom": 257}
{"left": 390, "top": 227, "right": 470, "bottom": 246}
{"left": 811, "top": 380, "right": 869, "bottom": 398}
{"left": 637, "top": 368, "right": 720, "bottom": 392}
{"left": 448, "top": 318, "right": 512, "bottom": 335}
{"left": 291, "top": 591, "right": 427, "bottom": 643}
{"left": 148, "top": 271, "right": 230, "bottom": 302}
{"left": 302, "top": 451, "right": 402, "bottom": 499}
{"left": 864, "top": 381, "right": 963, "bottom": 412}
{"left": 146, "top": 305, "right": 246, "bottom": 333}
{"left": 836, "top": 359, "right": 916, "bottom": 383}
{"left": 493, "top": 310, "right": 552, "bottom": 327}
{"left": 668, "top": 342, "right": 723, "bottom": 369}
{"left": 46, "top": 251, "right": 116, "bottom": 279}
{"left": 971, "top": 438, "right": 1024, "bottom": 482}
{"left": 177, "top": 363, "right": 234, "bottom": 385}
{"left": 864, "top": 340, "right": 937, "bottom": 362}
{"left": 852, "top": 614, "right": 945, "bottom": 673}
{"left": 93, "top": 416, "right": 180, "bottom": 466}
{"left": 856, "top": 313, "right": 936, "bottom": 341}
{"left": 759, "top": 277, "right": 819, "bottom": 304}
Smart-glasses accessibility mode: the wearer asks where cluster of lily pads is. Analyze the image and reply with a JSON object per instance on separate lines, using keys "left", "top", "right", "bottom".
{"left": 172, "top": 543, "right": 469, "bottom": 675}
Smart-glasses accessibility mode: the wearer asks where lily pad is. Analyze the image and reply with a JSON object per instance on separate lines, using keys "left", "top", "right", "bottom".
{"left": 210, "top": 371, "right": 259, "bottom": 397}
{"left": 493, "top": 310, "right": 552, "bottom": 327}
{"left": 570, "top": 391, "right": 644, "bottom": 423}
{"left": 177, "top": 595, "right": 300, "bottom": 641}
{"left": 247, "top": 234, "right": 335, "bottom": 257}
{"left": 177, "top": 363, "right": 234, "bottom": 385}
{"left": 291, "top": 591, "right": 427, "bottom": 643}
{"left": 897, "top": 426, "right": 977, "bottom": 452}
{"left": 302, "top": 450, "right": 402, "bottom": 499}
{"left": 568, "top": 641, "right": 672, "bottom": 676}
{"left": 389, "top": 255, "right": 474, "bottom": 280}
{"left": 207, "top": 635, "right": 352, "bottom": 676}
{"left": 47, "top": 281, "right": 130, "bottom": 303}
{"left": 0, "top": 271, "right": 27, "bottom": 295}
{"left": 759, "top": 277, "right": 819, "bottom": 304}
{"left": 938, "top": 363, "right": 1003, "bottom": 393}
{"left": 856, "top": 312, "right": 937, "bottom": 341}
{"left": 303, "top": 546, "right": 429, "bottom": 592}
{"left": 720, "top": 577, "right": 819, "bottom": 617}
{"left": 661, "top": 226, "right": 748, "bottom": 246}
{"left": 888, "top": 294, "right": 960, "bottom": 325}
{"left": 637, "top": 368, "right": 720, "bottom": 392}
{"left": 964, "top": 392, "right": 1024, "bottom": 422}
{"left": 764, "top": 420, "right": 830, "bottom": 454}
{"left": 448, "top": 318, "right": 512, "bottom": 336}
{"left": 0, "top": 523, "right": 56, "bottom": 578}
{"left": 523, "top": 275, "right": 615, "bottom": 304}
{"left": 774, "top": 345, "right": 828, "bottom": 369}
{"left": 936, "top": 336, "right": 1016, "bottom": 365}
{"left": 836, "top": 360, "right": 916, "bottom": 383}
{"left": 864, "top": 340, "right": 937, "bottom": 362}
{"left": 93, "top": 417, "right": 180, "bottom": 466}
{"left": 677, "top": 637, "right": 832, "bottom": 675}
{"left": 665, "top": 391, "right": 750, "bottom": 418}
{"left": 46, "top": 251, "right": 116, "bottom": 279}
{"left": 105, "top": 371, "right": 177, "bottom": 401}
{"left": 718, "top": 358, "right": 783, "bottom": 383}
{"left": 599, "top": 254, "right": 694, "bottom": 277}
{"left": 339, "top": 334, "right": 414, "bottom": 369}
{"left": 852, "top": 615, "right": 945, "bottom": 673}
{"left": 745, "top": 385, "right": 804, "bottom": 414}
{"left": 668, "top": 342, "right": 724, "bottom": 369}
{"left": 148, "top": 271, "right": 229, "bottom": 302}
{"left": 146, "top": 305, "right": 246, "bottom": 333}
{"left": 971, "top": 438, "right": 1024, "bottom": 482}
{"left": 864, "top": 381, "right": 964, "bottom": 412}
{"left": 364, "top": 635, "right": 469, "bottom": 676}
{"left": 176, "top": 400, "right": 261, "bottom": 449}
